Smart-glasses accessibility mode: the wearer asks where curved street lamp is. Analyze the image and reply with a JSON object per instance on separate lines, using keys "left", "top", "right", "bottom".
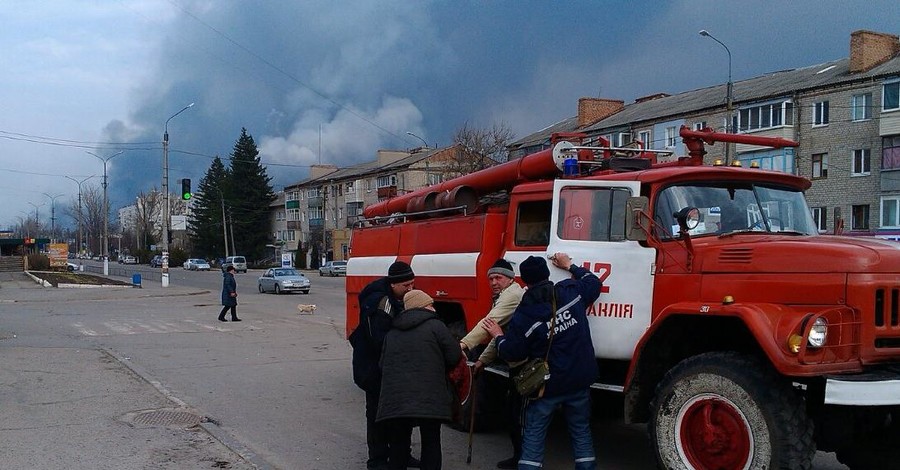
{"left": 406, "top": 131, "right": 429, "bottom": 149}
{"left": 64, "top": 175, "right": 95, "bottom": 258}
{"left": 699, "top": 29, "right": 734, "bottom": 164}
{"left": 86, "top": 150, "right": 125, "bottom": 273}
{"left": 42, "top": 192, "right": 64, "bottom": 237}
{"left": 162, "top": 102, "right": 195, "bottom": 266}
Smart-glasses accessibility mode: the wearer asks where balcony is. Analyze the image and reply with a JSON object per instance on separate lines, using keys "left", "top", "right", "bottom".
{"left": 309, "top": 218, "right": 324, "bottom": 227}
{"left": 286, "top": 220, "right": 302, "bottom": 230}
{"left": 308, "top": 196, "right": 323, "bottom": 207}
{"left": 377, "top": 186, "right": 397, "bottom": 199}
{"left": 285, "top": 200, "right": 300, "bottom": 209}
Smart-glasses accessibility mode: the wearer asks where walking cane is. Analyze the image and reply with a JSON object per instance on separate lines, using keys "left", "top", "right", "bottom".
{"left": 466, "top": 367, "right": 477, "bottom": 464}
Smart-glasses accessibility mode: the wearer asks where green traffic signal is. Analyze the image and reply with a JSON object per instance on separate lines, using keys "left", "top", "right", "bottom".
{"left": 181, "top": 178, "right": 192, "bottom": 200}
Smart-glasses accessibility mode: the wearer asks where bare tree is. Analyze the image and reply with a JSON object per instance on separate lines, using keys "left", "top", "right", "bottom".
{"left": 448, "top": 121, "right": 516, "bottom": 176}
{"left": 135, "top": 190, "right": 163, "bottom": 250}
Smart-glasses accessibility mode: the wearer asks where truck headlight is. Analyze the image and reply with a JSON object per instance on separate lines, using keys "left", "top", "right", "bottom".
{"left": 808, "top": 317, "right": 828, "bottom": 348}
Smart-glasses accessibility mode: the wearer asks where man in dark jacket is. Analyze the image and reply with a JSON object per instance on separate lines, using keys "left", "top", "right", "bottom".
{"left": 483, "top": 253, "right": 600, "bottom": 470}
{"left": 218, "top": 265, "right": 240, "bottom": 322}
{"left": 378, "top": 289, "right": 461, "bottom": 470}
{"left": 350, "top": 261, "right": 418, "bottom": 469}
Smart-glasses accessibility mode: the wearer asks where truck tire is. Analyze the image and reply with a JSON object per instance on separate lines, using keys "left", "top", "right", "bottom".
{"left": 836, "top": 409, "right": 900, "bottom": 470}
{"left": 650, "top": 351, "right": 814, "bottom": 470}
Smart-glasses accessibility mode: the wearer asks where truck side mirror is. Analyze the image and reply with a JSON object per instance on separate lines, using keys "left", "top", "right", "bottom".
{"left": 626, "top": 196, "right": 650, "bottom": 241}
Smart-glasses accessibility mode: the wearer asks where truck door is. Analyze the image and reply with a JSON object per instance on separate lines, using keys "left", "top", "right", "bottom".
{"left": 547, "top": 179, "right": 655, "bottom": 360}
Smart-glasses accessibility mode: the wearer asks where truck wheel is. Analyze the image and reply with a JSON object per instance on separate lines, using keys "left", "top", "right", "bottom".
{"left": 836, "top": 408, "right": 900, "bottom": 469}
{"left": 650, "top": 351, "right": 814, "bottom": 470}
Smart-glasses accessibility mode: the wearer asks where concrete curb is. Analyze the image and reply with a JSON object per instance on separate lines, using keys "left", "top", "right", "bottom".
{"left": 101, "top": 347, "right": 273, "bottom": 470}
{"left": 23, "top": 271, "right": 51, "bottom": 287}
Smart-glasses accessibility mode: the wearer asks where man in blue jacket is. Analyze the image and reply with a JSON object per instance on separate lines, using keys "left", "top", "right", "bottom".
{"left": 482, "top": 253, "right": 600, "bottom": 470}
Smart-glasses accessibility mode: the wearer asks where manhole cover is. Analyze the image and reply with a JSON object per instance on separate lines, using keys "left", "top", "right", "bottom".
{"left": 130, "top": 409, "right": 203, "bottom": 427}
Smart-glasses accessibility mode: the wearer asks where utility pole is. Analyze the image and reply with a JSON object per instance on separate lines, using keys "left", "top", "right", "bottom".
{"left": 221, "top": 194, "right": 229, "bottom": 258}
{"left": 162, "top": 102, "right": 194, "bottom": 287}
{"left": 700, "top": 30, "right": 734, "bottom": 164}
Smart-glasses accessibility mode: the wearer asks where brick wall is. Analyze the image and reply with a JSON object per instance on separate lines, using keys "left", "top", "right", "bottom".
{"left": 850, "top": 30, "right": 900, "bottom": 73}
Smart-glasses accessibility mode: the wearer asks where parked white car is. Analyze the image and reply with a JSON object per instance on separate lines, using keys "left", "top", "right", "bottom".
{"left": 183, "top": 258, "right": 211, "bottom": 271}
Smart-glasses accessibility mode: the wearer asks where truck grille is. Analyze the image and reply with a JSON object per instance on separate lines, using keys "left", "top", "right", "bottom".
{"left": 718, "top": 247, "right": 753, "bottom": 264}
{"left": 874, "top": 288, "right": 900, "bottom": 328}
{"left": 874, "top": 287, "right": 900, "bottom": 349}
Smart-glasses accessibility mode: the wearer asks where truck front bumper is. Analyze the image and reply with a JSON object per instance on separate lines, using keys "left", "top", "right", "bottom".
{"left": 824, "top": 365, "right": 900, "bottom": 406}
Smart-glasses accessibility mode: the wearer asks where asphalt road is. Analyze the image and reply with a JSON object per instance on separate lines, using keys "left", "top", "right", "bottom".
{"left": 2, "top": 262, "right": 849, "bottom": 469}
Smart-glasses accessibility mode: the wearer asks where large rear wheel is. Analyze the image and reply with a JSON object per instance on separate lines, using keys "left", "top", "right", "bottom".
{"left": 650, "top": 351, "right": 814, "bottom": 470}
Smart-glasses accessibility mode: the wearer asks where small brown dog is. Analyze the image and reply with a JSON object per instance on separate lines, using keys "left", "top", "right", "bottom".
{"left": 297, "top": 304, "right": 317, "bottom": 315}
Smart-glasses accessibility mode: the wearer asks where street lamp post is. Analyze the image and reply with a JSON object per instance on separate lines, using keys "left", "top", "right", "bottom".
{"left": 86, "top": 150, "right": 125, "bottom": 275}
{"left": 406, "top": 131, "right": 429, "bottom": 149}
{"left": 64, "top": 175, "right": 94, "bottom": 260}
{"left": 162, "top": 102, "right": 195, "bottom": 288}
{"left": 27, "top": 202, "right": 44, "bottom": 228}
{"left": 42, "top": 192, "right": 64, "bottom": 239}
{"left": 699, "top": 29, "right": 734, "bottom": 164}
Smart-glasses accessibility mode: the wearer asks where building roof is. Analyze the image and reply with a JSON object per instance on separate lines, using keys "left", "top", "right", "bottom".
{"left": 509, "top": 53, "right": 900, "bottom": 147}
{"left": 286, "top": 146, "right": 450, "bottom": 188}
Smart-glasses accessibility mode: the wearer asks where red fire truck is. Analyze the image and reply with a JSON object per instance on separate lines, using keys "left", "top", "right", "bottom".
{"left": 346, "top": 126, "right": 900, "bottom": 469}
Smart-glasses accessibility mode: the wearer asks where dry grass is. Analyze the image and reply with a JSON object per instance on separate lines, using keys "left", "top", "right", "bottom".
{"left": 31, "top": 271, "right": 131, "bottom": 287}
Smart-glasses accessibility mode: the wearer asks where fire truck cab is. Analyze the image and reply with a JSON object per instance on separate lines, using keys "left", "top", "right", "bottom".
{"left": 347, "top": 127, "right": 900, "bottom": 470}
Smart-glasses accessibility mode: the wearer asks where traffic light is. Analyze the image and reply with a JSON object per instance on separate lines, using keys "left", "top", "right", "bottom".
{"left": 181, "top": 178, "right": 192, "bottom": 200}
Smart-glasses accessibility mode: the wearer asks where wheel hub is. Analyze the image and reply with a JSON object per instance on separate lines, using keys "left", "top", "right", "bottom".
{"left": 677, "top": 393, "right": 752, "bottom": 470}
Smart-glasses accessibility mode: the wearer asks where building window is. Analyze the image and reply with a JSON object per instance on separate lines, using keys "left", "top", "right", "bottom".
{"left": 346, "top": 201, "right": 363, "bottom": 216}
{"left": 852, "top": 93, "right": 872, "bottom": 121}
{"left": 812, "top": 153, "right": 828, "bottom": 179}
{"left": 811, "top": 207, "right": 827, "bottom": 232}
{"left": 309, "top": 207, "right": 323, "bottom": 219}
{"left": 813, "top": 101, "right": 829, "bottom": 126}
{"left": 638, "top": 130, "right": 651, "bottom": 148}
{"left": 346, "top": 181, "right": 354, "bottom": 192}
{"left": 693, "top": 121, "right": 707, "bottom": 131}
{"left": 287, "top": 191, "right": 299, "bottom": 201}
{"left": 884, "top": 80, "right": 899, "bottom": 112}
{"left": 737, "top": 100, "right": 793, "bottom": 132}
{"left": 276, "top": 210, "right": 285, "bottom": 221}
{"left": 883, "top": 136, "right": 900, "bottom": 170}
{"left": 428, "top": 173, "right": 443, "bottom": 185}
{"left": 851, "top": 149, "right": 871, "bottom": 176}
{"left": 366, "top": 179, "right": 373, "bottom": 191}
{"left": 306, "top": 188, "right": 320, "bottom": 198}
{"left": 288, "top": 209, "right": 300, "bottom": 221}
{"left": 376, "top": 175, "right": 397, "bottom": 188}
{"left": 665, "top": 126, "right": 676, "bottom": 148}
{"left": 617, "top": 132, "right": 631, "bottom": 147}
{"left": 881, "top": 196, "right": 900, "bottom": 228}
{"left": 851, "top": 204, "right": 870, "bottom": 231}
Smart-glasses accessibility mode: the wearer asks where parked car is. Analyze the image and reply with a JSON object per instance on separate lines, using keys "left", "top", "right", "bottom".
{"left": 257, "top": 268, "right": 310, "bottom": 294}
{"left": 150, "top": 255, "right": 163, "bottom": 268}
{"left": 221, "top": 256, "right": 247, "bottom": 273}
{"left": 183, "top": 258, "right": 211, "bottom": 271}
{"left": 122, "top": 255, "right": 138, "bottom": 264}
{"left": 66, "top": 262, "right": 77, "bottom": 272}
{"left": 318, "top": 261, "right": 347, "bottom": 277}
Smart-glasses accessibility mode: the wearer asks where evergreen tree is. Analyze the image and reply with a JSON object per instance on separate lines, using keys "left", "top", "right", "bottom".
{"left": 188, "top": 156, "right": 230, "bottom": 260}
{"left": 225, "top": 128, "right": 276, "bottom": 262}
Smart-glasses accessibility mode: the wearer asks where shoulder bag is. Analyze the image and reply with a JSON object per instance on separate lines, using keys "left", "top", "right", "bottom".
{"left": 513, "top": 292, "right": 556, "bottom": 397}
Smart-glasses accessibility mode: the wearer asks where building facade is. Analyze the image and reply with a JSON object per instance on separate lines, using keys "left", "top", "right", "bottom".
{"left": 508, "top": 30, "right": 900, "bottom": 239}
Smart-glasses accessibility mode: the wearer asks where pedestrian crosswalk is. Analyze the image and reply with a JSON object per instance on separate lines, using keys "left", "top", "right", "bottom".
{"left": 70, "top": 313, "right": 341, "bottom": 336}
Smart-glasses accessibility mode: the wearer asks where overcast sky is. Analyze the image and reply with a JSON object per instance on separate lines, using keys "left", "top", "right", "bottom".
{"left": 2, "top": 0, "right": 899, "bottom": 230}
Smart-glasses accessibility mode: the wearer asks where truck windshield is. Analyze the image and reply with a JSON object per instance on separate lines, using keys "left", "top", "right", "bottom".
{"left": 654, "top": 182, "right": 818, "bottom": 238}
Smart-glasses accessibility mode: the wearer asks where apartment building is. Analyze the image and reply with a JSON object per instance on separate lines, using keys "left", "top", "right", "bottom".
{"left": 281, "top": 145, "right": 475, "bottom": 266}
{"left": 508, "top": 30, "right": 900, "bottom": 239}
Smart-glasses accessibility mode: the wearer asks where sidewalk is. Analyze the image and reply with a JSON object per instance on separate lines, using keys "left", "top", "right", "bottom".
{"left": 0, "top": 272, "right": 252, "bottom": 470}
